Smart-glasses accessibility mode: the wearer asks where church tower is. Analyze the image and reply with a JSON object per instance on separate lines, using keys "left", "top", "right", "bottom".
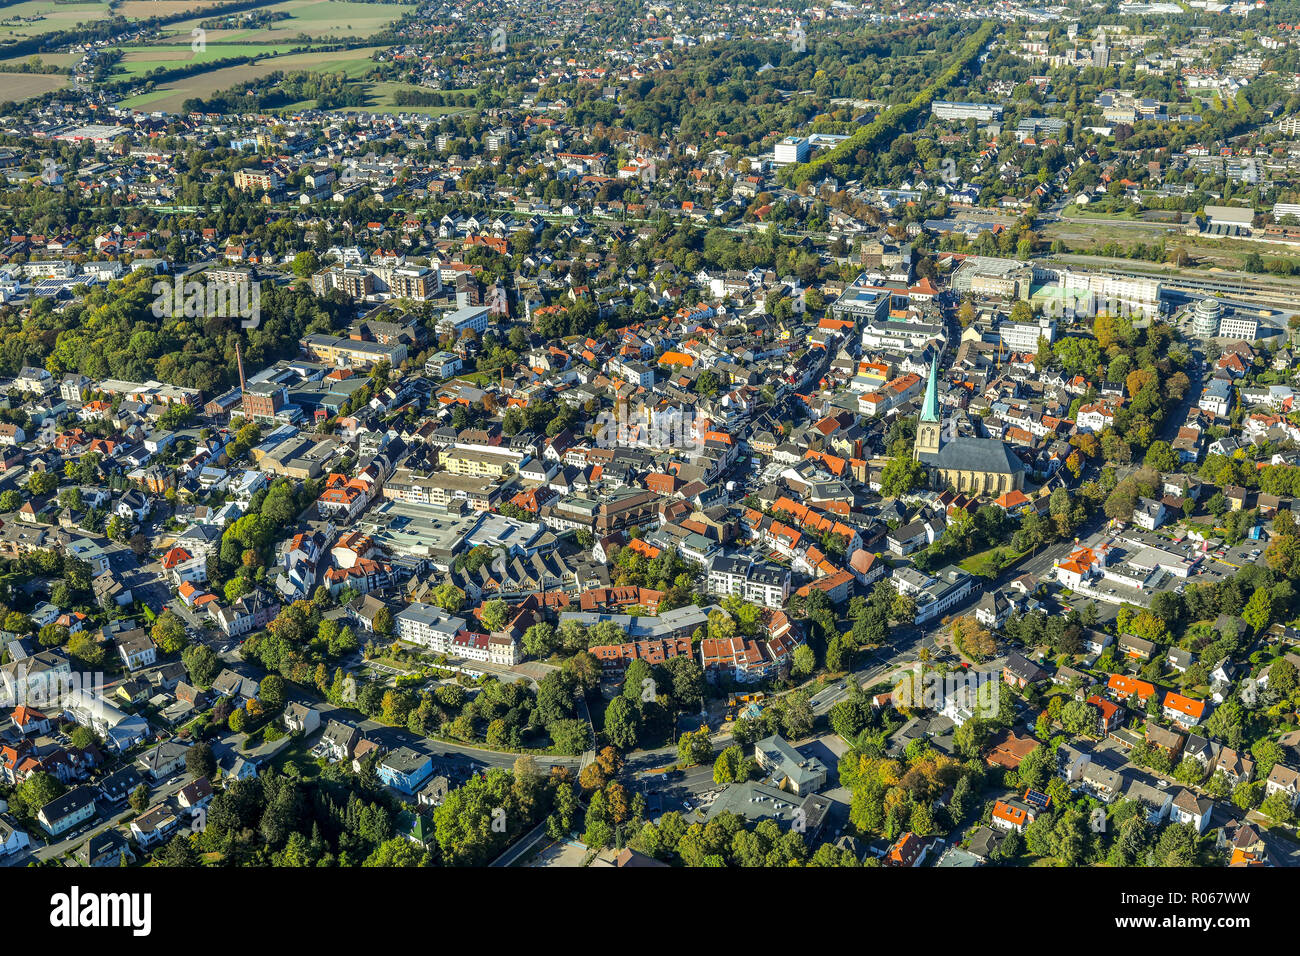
{"left": 913, "top": 357, "right": 942, "bottom": 461}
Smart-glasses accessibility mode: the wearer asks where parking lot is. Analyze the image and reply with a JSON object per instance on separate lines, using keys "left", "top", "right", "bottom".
{"left": 523, "top": 839, "right": 589, "bottom": 868}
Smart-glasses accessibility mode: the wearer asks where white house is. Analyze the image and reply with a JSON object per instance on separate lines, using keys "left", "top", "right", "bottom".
{"left": 1170, "top": 788, "right": 1213, "bottom": 834}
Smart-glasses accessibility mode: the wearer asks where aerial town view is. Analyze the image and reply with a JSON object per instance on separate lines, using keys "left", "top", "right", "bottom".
{"left": 0, "top": 0, "right": 1293, "bottom": 926}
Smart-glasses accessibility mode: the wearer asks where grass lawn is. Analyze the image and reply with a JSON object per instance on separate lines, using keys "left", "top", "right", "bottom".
{"left": 271, "top": 733, "right": 323, "bottom": 779}
{"left": 1061, "top": 204, "right": 1140, "bottom": 220}
{"left": 366, "top": 652, "right": 417, "bottom": 672}
{"left": 349, "top": 79, "right": 471, "bottom": 114}
{"left": 959, "top": 544, "right": 1029, "bottom": 578}
{"left": 273, "top": 79, "right": 472, "bottom": 116}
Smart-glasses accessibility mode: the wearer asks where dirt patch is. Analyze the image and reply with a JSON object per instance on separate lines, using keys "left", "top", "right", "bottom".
{"left": 0, "top": 70, "right": 67, "bottom": 100}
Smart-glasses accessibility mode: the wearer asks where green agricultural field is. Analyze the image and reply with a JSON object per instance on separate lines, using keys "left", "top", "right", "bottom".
{"left": 115, "top": 0, "right": 237, "bottom": 17}
{"left": 0, "top": 50, "right": 78, "bottom": 68}
{"left": 116, "top": 44, "right": 383, "bottom": 112}
{"left": 0, "top": 0, "right": 110, "bottom": 40}
{"left": 98, "top": 0, "right": 415, "bottom": 81}
{"left": 114, "top": 41, "right": 303, "bottom": 75}
{"left": 0, "top": 0, "right": 243, "bottom": 42}
{"left": 157, "top": 0, "right": 415, "bottom": 43}
{"left": 273, "top": 78, "right": 473, "bottom": 115}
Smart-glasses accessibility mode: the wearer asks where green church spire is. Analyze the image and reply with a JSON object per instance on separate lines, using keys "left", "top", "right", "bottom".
{"left": 920, "top": 355, "right": 940, "bottom": 423}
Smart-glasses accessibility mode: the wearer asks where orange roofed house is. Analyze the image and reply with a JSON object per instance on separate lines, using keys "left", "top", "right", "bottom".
{"left": 1087, "top": 694, "right": 1126, "bottom": 735}
{"left": 1053, "top": 542, "right": 1111, "bottom": 590}
{"left": 991, "top": 797, "right": 1038, "bottom": 833}
{"left": 985, "top": 729, "right": 1039, "bottom": 770}
{"left": 316, "top": 468, "right": 381, "bottom": 522}
{"left": 588, "top": 637, "right": 692, "bottom": 674}
{"left": 1162, "top": 691, "right": 1208, "bottom": 728}
{"left": 161, "top": 545, "right": 207, "bottom": 586}
{"left": 1107, "top": 674, "right": 1157, "bottom": 706}
{"left": 884, "top": 831, "right": 929, "bottom": 867}
{"left": 700, "top": 616, "right": 802, "bottom": 684}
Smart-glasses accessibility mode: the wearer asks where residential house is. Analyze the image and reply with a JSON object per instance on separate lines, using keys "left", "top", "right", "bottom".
{"left": 283, "top": 702, "right": 322, "bottom": 735}
{"left": 1212, "top": 747, "right": 1254, "bottom": 786}
{"left": 1087, "top": 695, "right": 1126, "bottom": 736}
{"left": 211, "top": 669, "right": 260, "bottom": 706}
{"left": 1002, "top": 652, "right": 1049, "bottom": 689}
{"left": 1163, "top": 691, "right": 1208, "bottom": 729}
{"left": 884, "top": 831, "right": 930, "bottom": 867}
{"left": 1127, "top": 780, "right": 1173, "bottom": 823}
{"left": 1080, "top": 763, "right": 1123, "bottom": 803}
{"left": 177, "top": 777, "right": 214, "bottom": 818}
{"left": 37, "top": 786, "right": 97, "bottom": 836}
{"left": 0, "top": 814, "right": 30, "bottom": 859}
{"left": 1170, "top": 788, "right": 1214, "bottom": 834}
{"left": 1118, "top": 633, "right": 1156, "bottom": 661}
{"left": 137, "top": 740, "right": 189, "bottom": 781}
{"left": 1146, "top": 723, "right": 1186, "bottom": 757}
{"left": 115, "top": 629, "right": 157, "bottom": 671}
{"left": 74, "top": 829, "right": 134, "bottom": 867}
{"left": 1266, "top": 763, "right": 1300, "bottom": 809}
{"left": 991, "top": 797, "right": 1037, "bottom": 832}
{"left": 130, "top": 803, "right": 180, "bottom": 847}
{"left": 318, "top": 719, "right": 361, "bottom": 762}
{"left": 377, "top": 746, "right": 434, "bottom": 794}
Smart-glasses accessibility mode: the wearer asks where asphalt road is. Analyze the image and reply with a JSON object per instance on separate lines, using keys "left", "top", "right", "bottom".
{"left": 309, "top": 699, "right": 583, "bottom": 773}
{"left": 32, "top": 771, "right": 192, "bottom": 864}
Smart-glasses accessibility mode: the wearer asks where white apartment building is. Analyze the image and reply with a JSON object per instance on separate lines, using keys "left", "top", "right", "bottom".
{"left": 436, "top": 306, "right": 490, "bottom": 338}
{"left": 707, "top": 555, "right": 790, "bottom": 609}
{"left": 773, "top": 136, "right": 810, "bottom": 164}
{"left": 395, "top": 603, "right": 466, "bottom": 651}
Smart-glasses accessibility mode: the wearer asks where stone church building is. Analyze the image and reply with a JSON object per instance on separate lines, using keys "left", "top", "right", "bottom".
{"left": 913, "top": 358, "right": 1026, "bottom": 496}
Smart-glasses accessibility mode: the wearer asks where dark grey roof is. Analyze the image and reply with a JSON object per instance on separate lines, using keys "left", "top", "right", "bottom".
{"left": 919, "top": 436, "right": 1025, "bottom": 475}
{"left": 1004, "top": 652, "right": 1048, "bottom": 682}
{"left": 75, "top": 828, "right": 131, "bottom": 865}
{"left": 322, "top": 719, "right": 360, "bottom": 749}
{"left": 382, "top": 746, "right": 430, "bottom": 774}
{"left": 98, "top": 765, "right": 143, "bottom": 799}
{"left": 709, "top": 554, "right": 750, "bottom": 576}
{"left": 39, "top": 786, "right": 97, "bottom": 821}
{"left": 703, "top": 781, "right": 831, "bottom": 833}
{"left": 967, "top": 825, "right": 1004, "bottom": 859}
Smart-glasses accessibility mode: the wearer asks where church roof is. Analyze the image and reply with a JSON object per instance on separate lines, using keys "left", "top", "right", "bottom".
{"left": 919, "top": 436, "right": 1025, "bottom": 475}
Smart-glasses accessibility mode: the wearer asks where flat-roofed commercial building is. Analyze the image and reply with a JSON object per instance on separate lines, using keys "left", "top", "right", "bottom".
{"left": 932, "top": 100, "right": 1003, "bottom": 122}
{"left": 439, "top": 448, "right": 518, "bottom": 478}
{"left": 300, "top": 333, "right": 406, "bottom": 370}
{"left": 384, "top": 468, "right": 503, "bottom": 510}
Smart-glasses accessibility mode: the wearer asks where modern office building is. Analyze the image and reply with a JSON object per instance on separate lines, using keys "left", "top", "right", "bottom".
{"left": 931, "top": 100, "right": 1003, "bottom": 122}
{"left": 1190, "top": 297, "right": 1222, "bottom": 339}
{"left": 773, "top": 136, "right": 811, "bottom": 164}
